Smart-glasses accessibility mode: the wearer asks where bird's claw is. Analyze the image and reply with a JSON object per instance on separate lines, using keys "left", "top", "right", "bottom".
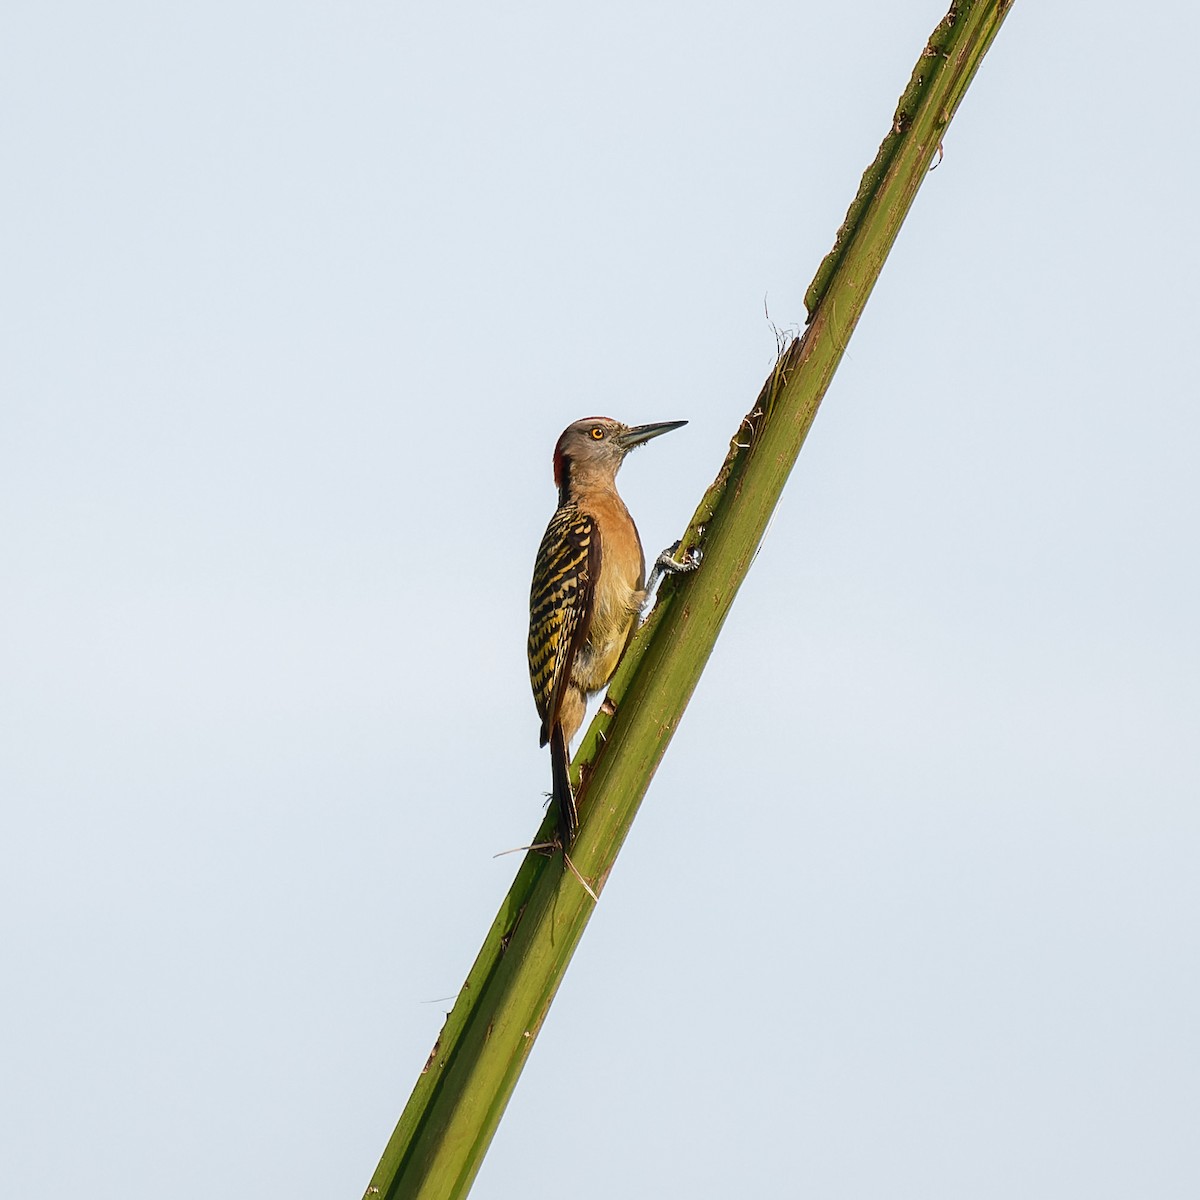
{"left": 643, "top": 538, "right": 702, "bottom": 611}
{"left": 655, "top": 539, "right": 702, "bottom": 575}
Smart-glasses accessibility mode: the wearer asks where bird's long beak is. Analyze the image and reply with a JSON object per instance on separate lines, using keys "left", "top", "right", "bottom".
{"left": 616, "top": 419, "right": 687, "bottom": 450}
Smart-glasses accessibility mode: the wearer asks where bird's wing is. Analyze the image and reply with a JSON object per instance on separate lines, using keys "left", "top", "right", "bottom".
{"left": 528, "top": 504, "right": 600, "bottom": 747}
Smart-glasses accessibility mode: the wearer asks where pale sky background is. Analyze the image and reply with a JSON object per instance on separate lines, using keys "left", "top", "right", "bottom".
{"left": 3, "top": 3, "right": 1199, "bottom": 1197}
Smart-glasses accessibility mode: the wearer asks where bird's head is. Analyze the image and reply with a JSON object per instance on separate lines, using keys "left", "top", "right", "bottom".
{"left": 552, "top": 417, "right": 686, "bottom": 500}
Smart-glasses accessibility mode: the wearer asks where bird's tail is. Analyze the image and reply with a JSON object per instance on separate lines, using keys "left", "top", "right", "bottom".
{"left": 550, "top": 724, "right": 578, "bottom": 846}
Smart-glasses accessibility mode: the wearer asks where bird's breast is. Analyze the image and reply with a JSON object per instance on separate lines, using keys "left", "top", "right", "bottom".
{"left": 575, "top": 492, "right": 645, "bottom": 692}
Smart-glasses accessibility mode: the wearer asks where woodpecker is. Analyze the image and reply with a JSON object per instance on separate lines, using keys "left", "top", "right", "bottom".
{"left": 528, "top": 417, "right": 687, "bottom": 845}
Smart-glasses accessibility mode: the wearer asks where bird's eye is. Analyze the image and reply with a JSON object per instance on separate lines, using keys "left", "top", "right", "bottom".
{"left": 590, "top": 426, "right": 605, "bottom": 440}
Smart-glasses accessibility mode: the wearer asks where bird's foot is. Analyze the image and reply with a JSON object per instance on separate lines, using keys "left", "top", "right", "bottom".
{"left": 644, "top": 537, "right": 703, "bottom": 605}
{"left": 655, "top": 539, "right": 702, "bottom": 576}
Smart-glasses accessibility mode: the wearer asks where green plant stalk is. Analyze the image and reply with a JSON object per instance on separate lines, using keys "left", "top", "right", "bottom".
{"left": 365, "top": 4, "right": 1012, "bottom": 1197}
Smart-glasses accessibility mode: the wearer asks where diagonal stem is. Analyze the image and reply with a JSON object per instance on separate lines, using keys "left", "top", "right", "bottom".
{"left": 365, "top": 4, "right": 1014, "bottom": 1197}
